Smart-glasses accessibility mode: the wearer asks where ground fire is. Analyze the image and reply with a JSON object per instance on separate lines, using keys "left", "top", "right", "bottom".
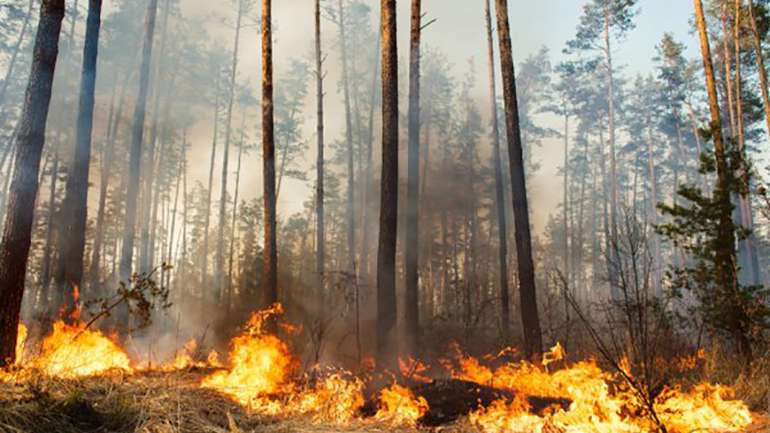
{"left": 0, "top": 304, "right": 758, "bottom": 433}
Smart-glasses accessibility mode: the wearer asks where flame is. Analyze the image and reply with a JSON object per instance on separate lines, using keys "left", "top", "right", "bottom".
{"left": 291, "top": 374, "right": 366, "bottom": 423}
{"left": 201, "top": 304, "right": 297, "bottom": 413}
{"left": 32, "top": 321, "right": 132, "bottom": 378}
{"left": 399, "top": 356, "right": 431, "bottom": 383}
{"left": 452, "top": 344, "right": 752, "bottom": 433}
{"left": 656, "top": 384, "right": 753, "bottom": 433}
{"left": 15, "top": 323, "right": 27, "bottom": 364}
{"left": 374, "top": 384, "right": 429, "bottom": 426}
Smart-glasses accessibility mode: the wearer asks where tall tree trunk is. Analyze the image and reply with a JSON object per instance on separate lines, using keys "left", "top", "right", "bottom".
{"left": 119, "top": 0, "right": 158, "bottom": 284}
{"left": 40, "top": 151, "right": 59, "bottom": 292}
{"left": 337, "top": 0, "right": 357, "bottom": 279}
{"left": 404, "top": 0, "right": 421, "bottom": 357}
{"left": 0, "top": 0, "right": 64, "bottom": 367}
{"left": 202, "top": 78, "right": 221, "bottom": 290}
{"left": 361, "top": 29, "right": 380, "bottom": 283}
{"left": 733, "top": 1, "right": 761, "bottom": 285}
{"left": 693, "top": 0, "right": 739, "bottom": 315}
{"left": 226, "top": 118, "right": 245, "bottom": 311}
{"left": 377, "top": 0, "right": 398, "bottom": 366}
{"left": 485, "top": 0, "right": 509, "bottom": 343}
{"left": 748, "top": 0, "right": 770, "bottom": 139}
{"left": 494, "top": 0, "right": 543, "bottom": 358}
{"left": 562, "top": 108, "right": 570, "bottom": 291}
{"left": 603, "top": 9, "right": 620, "bottom": 298}
{"left": 167, "top": 133, "right": 184, "bottom": 292}
{"left": 315, "top": 0, "right": 326, "bottom": 295}
{"left": 54, "top": 0, "right": 103, "bottom": 315}
{"left": 217, "top": 0, "right": 244, "bottom": 304}
{"left": 262, "top": 0, "right": 277, "bottom": 309}
{"left": 89, "top": 69, "right": 132, "bottom": 289}
{"left": 139, "top": 0, "right": 170, "bottom": 274}
{"left": 722, "top": 8, "right": 738, "bottom": 138}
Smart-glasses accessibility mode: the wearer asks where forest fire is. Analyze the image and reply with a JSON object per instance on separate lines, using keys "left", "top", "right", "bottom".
{"left": 0, "top": 305, "right": 755, "bottom": 433}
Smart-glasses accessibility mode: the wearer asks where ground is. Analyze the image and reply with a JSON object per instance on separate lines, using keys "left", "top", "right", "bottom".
{"left": 1, "top": 368, "right": 770, "bottom": 433}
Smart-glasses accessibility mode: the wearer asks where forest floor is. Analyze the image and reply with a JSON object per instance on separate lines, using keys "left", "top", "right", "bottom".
{"left": 1, "top": 368, "right": 770, "bottom": 433}
{"left": 0, "top": 369, "right": 457, "bottom": 433}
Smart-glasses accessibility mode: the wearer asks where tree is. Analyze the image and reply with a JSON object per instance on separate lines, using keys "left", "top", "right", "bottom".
{"left": 494, "top": 0, "right": 543, "bottom": 357}
{"left": 0, "top": 0, "right": 65, "bottom": 367}
{"left": 262, "top": 0, "right": 278, "bottom": 309}
{"left": 315, "top": 0, "right": 326, "bottom": 294}
{"left": 569, "top": 0, "right": 638, "bottom": 298}
{"left": 404, "top": 0, "right": 421, "bottom": 357}
{"left": 53, "top": 0, "right": 103, "bottom": 314}
{"left": 377, "top": 0, "right": 398, "bottom": 365}
{"left": 483, "top": 0, "right": 510, "bottom": 343}
{"left": 119, "top": 0, "right": 159, "bottom": 284}
{"left": 216, "top": 0, "right": 250, "bottom": 304}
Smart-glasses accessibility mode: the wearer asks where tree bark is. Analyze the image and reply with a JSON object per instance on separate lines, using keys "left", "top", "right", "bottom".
{"left": 484, "top": 0, "right": 510, "bottom": 344}
{"left": 315, "top": 0, "right": 325, "bottom": 295}
{"left": 119, "top": 0, "right": 158, "bottom": 284}
{"left": 693, "top": 0, "right": 739, "bottom": 299}
{"left": 53, "top": 0, "right": 103, "bottom": 315}
{"left": 0, "top": 0, "right": 64, "bottom": 367}
{"left": 262, "top": 0, "right": 278, "bottom": 309}
{"left": 404, "top": 0, "right": 422, "bottom": 357}
{"left": 377, "top": 0, "right": 399, "bottom": 366}
{"left": 494, "top": 0, "right": 543, "bottom": 358}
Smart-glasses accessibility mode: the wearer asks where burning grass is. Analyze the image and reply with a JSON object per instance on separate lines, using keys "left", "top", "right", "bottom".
{"left": 1, "top": 305, "right": 768, "bottom": 433}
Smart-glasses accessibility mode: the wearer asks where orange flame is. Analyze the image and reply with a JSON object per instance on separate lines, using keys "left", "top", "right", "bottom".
{"left": 32, "top": 321, "right": 132, "bottom": 378}
{"left": 374, "top": 384, "right": 429, "bottom": 426}
{"left": 201, "top": 304, "right": 297, "bottom": 413}
{"left": 451, "top": 343, "right": 752, "bottom": 433}
{"left": 15, "top": 323, "right": 27, "bottom": 364}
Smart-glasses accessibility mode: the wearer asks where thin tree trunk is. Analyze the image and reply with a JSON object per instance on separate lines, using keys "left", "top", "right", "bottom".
{"left": 404, "top": 0, "right": 421, "bottom": 357}
{"left": 377, "top": 0, "right": 398, "bottom": 366}
{"left": 0, "top": 0, "right": 64, "bottom": 367}
{"left": 139, "top": 0, "right": 170, "bottom": 274}
{"left": 315, "top": 0, "right": 326, "bottom": 295}
{"left": 361, "top": 29, "right": 380, "bottom": 283}
{"left": 217, "top": 0, "right": 244, "bottom": 304}
{"left": 54, "top": 0, "right": 103, "bottom": 315}
{"left": 603, "top": 9, "right": 620, "bottom": 298}
{"left": 89, "top": 69, "right": 133, "bottom": 289}
{"left": 166, "top": 131, "right": 184, "bottom": 291}
{"left": 227, "top": 117, "right": 245, "bottom": 311}
{"left": 119, "top": 0, "right": 158, "bottom": 284}
{"left": 337, "top": 0, "right": 357, "bottom": 280}
{"left": 262, "top": 0, "right": 278, "bottom": 309}
{"left": 40, "top": 151, "right": 59, "bottom": 292}
{"left": 202, "top": 78, "right": 221, "bottom": 290}
{"left": 494, "top": 0, "right": 542, "bottom": 358}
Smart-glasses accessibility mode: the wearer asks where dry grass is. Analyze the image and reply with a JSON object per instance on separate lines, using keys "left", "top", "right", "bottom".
{"left": 1, "top": 367, "right": 769, "bottom": 433}
{"left": 0, "top": 369, "right": 432, "bottom": 433}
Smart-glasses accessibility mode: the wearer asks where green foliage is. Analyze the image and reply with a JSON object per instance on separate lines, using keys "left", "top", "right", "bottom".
{"left": 657, "top": 143, "right": 770, "bottom": 358}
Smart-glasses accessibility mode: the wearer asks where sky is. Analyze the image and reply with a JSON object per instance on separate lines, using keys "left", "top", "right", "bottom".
{"left": 177, "top": 0, "right": 701, "bottom": 233}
